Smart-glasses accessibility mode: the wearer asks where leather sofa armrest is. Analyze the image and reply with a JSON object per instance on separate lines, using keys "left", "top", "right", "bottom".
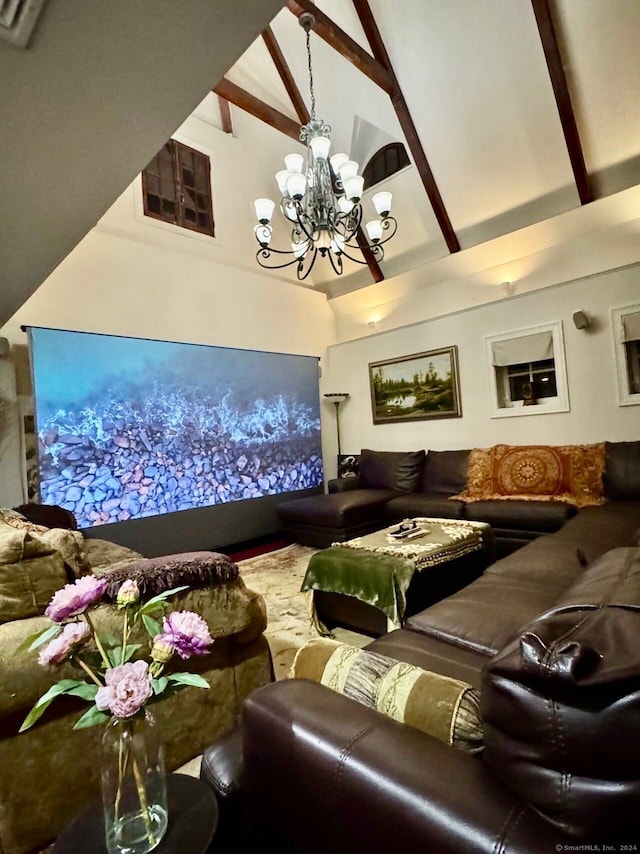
{"left": 327, "top": 476, "right": 364, "bottom": 493}
{"left": 240, "top": 679, "right": 563, "bottom": 852}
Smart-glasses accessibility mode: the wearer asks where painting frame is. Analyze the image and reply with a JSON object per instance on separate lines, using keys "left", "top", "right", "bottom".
{"left": 368, "top": 346, "right": 462, "bottom": 424}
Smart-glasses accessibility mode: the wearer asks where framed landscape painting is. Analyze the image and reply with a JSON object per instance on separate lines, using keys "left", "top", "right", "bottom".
{"left": 368, "top": 346, "right": 462, "bottom": 424}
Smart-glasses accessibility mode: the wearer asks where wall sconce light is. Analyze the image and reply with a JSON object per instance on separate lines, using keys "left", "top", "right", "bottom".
{"left": 368, "top": 320, "right": 378, "bottom": 332}
{"left": 501, "top": 281, "right": 515, "bottom": 296}
{"left": 572, "top": 310, "right": 591, "bottom": 330}
{"left": 323, "top": 392, "right": 349, "bottom": 459}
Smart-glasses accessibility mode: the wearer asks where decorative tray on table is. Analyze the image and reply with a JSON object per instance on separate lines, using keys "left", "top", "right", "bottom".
{"left": 386, "top": 519, "right": 429, "bottom": 542}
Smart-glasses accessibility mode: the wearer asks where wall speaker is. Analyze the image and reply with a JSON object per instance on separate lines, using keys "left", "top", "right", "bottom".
{"left": 0, "top": 337, "right": 9, "bottom": 357}
{"left": 572, "top": 310, "right": 591, "bottom": 330}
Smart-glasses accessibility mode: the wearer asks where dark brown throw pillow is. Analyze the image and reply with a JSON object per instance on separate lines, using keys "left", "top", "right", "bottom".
{"left": 358, "top": 449, "right": 425, "bottom": 492}
{"left": 100, "top": 551, "right": 239, "bottom": 602}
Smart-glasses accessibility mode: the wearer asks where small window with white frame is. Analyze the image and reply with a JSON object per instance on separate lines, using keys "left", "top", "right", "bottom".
{"left": 612, "top": 304, "right": 640, "bottom": 406}
{"left": 485, "top": 321, "right": 569, "bottom": 417}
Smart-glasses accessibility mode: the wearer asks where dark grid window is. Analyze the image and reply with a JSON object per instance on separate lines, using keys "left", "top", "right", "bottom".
{"left": 505, "top": 359, "right": 558, "bottom": 402}
{"left": 625, "top": 340, "right": 640, "bottom": 395}
{"left": 142, "top": 140, "right": 214, "bottom": 237}
{"left": 362, "top": 142, "right": 410, "bottom": 190}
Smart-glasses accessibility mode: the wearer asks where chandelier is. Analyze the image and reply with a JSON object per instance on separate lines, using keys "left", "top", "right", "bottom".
{"left": 252, "top": 12, "right": 397, "bottom": 281}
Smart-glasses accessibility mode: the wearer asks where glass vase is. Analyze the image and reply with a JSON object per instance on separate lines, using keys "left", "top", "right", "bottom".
{"left": 101, "top": 711, "right": 168, "bottom": 854}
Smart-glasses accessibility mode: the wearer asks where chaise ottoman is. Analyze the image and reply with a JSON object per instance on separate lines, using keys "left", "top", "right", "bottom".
{"left": 276, "top": 489, "right": 400, "bottom": 549}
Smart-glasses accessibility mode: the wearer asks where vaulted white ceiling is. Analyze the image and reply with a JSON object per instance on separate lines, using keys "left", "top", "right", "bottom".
{"left": 2, "top": 0, "right": 639, "bottom": 327}
{"left": 209, "top": 0, "right": 640, "bottom": 300}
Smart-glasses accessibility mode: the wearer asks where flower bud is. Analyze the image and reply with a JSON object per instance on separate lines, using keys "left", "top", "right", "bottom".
{"left": 151, "top": 635, "right": 175, "bottom": 663}
{"left": 116, "top": 579, "right": 140, "bottom": 608}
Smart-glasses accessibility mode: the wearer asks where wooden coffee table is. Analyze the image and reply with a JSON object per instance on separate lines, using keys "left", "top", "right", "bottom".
{"left": 301, "top": 518, "right": 494, "bottom": 637}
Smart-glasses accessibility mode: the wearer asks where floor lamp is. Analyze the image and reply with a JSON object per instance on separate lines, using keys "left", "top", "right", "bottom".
{"left": 323, "top": 392, "right": 349, "bottom": 472}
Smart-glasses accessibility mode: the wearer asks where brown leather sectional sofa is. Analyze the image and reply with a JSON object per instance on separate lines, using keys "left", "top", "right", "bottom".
{"left": 277, "top": 442, "right": 635, "bottom": 556}
{"left": 201, "top": 440, "right": 640, "bottom": 850}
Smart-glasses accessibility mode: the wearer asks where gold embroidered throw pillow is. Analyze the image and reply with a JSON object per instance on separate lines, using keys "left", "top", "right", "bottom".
{"left": 454, "top": 443, "right": 606, "bottom": 507}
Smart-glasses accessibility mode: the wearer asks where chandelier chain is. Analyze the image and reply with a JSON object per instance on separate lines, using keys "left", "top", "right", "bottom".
{"left": 306, "top": 27, "right": 316, "bottom": 120}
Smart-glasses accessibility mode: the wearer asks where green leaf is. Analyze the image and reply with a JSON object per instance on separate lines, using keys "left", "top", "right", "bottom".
{"left": 20, "top": 699, "right": 55, "bottom": 732}
{"left": 66, "top": 682, "right": 98, "bottom": 702}
{"left": 167, "top": 672, "right": 210, "bottom": 689}
{"left": 19, "top": 679, "right": 89, "bottom": 733}
{"left": 73, "top": 705, "right": 110, "bottom": 730}
{"left": 142, "top": 615, "right": 162, "bottom": 639}
{"left": 151, "top": 676, "right": 169, "bottom": 696}
{"left": 138, "top": 586, "right": 189, "bottom": 614}
{"left": 104, "top": 645, "right": 119, "bottom": 668}
{"left": 15, "top": 624, "right": 61, "bottom": 655}
{"left": 121, "top": 643, "right": 142, "bottom": 664}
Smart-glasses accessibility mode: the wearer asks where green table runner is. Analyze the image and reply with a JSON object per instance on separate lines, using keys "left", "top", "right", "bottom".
{"left": 301, "top": 518, "right": 488, "bottom": 633}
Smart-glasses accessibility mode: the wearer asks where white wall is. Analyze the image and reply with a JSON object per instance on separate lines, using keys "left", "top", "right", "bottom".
{"left": 0, "top": 359, "right": 25, "bottom": 507}
{"left": 324, "top": 265, "right": 640, "bottom": 457}
{"left": 0, "top": 227, "right": 337, "bottom": 505}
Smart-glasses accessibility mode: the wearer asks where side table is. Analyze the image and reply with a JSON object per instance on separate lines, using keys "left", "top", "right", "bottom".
{"left": 52, "top": 773, "right": 218, "bottom": 853}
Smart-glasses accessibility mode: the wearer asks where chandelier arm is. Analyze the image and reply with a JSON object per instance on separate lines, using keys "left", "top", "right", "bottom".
{"left": 377, "top": 216, "right": 398, "bottom": 244}
{"left": 256, "top": 248, "right": 310, "bottom": 271}
{"left": 343, "top": 215, "right": 398, "bottom": 252}
{"left": 327, "top": 249, "right": 343, "bottom": 276}
{"left": 339, "top": 243, "right": 385, "bottom": 265}
{"left": 296, "top": 247, "right": 318, "bottom": 281}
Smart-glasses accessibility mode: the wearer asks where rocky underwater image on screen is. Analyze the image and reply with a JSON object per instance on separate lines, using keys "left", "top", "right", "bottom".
{"left": 30, "top": 328, "right": 323, "bottom": 528}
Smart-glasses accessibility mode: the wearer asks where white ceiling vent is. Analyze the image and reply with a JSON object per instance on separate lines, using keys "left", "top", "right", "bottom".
{"left": 0, "top": 0, "right": 46, "bottom": 48}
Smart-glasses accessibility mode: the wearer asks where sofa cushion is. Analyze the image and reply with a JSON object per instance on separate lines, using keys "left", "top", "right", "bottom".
{"left": 291, "top": 637, "right": 483, "bottom": 753}
{"left": 463, "top": 498, "right": 576, "bottom": 532}
{"left": 420, "top": 449, "right": 470, "bottom": 494}
{"left": 551, "top": 500, "right": 640, "bottom": 562}
{"left": 604, "top": 440, "right": 640, "bottom": 499}
{"left": 0, "top": 552, "right": 68, "bottom": 623}
{"left": 358, "top": 448, "right": 425, "bottom": 493}
{"left": 455, "top": 443, "right": 606, "bottom": 507}
{"left": 0, "top": 521, "right": 89, "bottom": 623}
{"left": 482, "top": 546, "right": 640, "bottom": 839}
{"left": 385, "top": 494, "right": 466, "bottom": 521}
{"left": 405, "top": 574, "right": 561, "bottom": 657}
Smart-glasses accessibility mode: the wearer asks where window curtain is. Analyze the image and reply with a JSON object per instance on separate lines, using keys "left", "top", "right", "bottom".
{"left": 491, "top": 331, "right": 554, "bottom": 367}
{"left": 621, "top": 311, "right": 640, "bottom": 342}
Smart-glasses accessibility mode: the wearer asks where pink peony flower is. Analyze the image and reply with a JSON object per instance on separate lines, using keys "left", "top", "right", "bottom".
{"left": 45, "top": 575, "right": 108, "bottom": 622}
{"left": 95, "top": 660, "right": 153, "bottom": 718}
{"left": 116, "top": 579, "right": 140, "bottom": 607}
{"left": 38, "top": 622, "right": 91, "bottom": 667}
{"left": 159, "top": 611, "right": 213, "bottom": 660}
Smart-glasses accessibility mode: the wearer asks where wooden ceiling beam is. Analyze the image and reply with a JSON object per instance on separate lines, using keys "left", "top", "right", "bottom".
{"left": 286, "top": 0, "right": 394, "bottom": 95}
{"left": 531, "top": 0, "right": 593, "bottom": 204}
{"left": 262, "top": 25, "right": 310, "bottom": 126}
{"left": 217, "top": 95, "right": 233, "bottom": 134}
{"left": 213, "top": 78, "right": 303, "bottom": 144}
{"left": 352, "top": 0, "right": 460, "bottom": 254}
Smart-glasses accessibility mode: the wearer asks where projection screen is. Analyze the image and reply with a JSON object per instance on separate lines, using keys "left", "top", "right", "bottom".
{"left": 27, "top": 327, "right": 323, "bottom": 529}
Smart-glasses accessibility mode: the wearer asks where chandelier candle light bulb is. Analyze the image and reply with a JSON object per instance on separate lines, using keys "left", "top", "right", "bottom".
{"left": 284, "top": 153, "right": 304, "bottom": 173}
{"left": 252, "top": 11, "right": 397, "bottom": 281}
{"left": 254, "top": 198, "right": 275, "bottom": 224}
